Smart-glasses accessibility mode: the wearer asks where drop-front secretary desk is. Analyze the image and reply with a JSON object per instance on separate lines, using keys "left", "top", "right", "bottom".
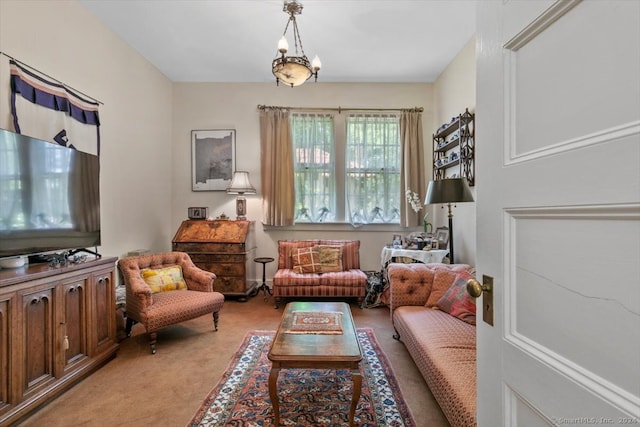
{"left": 172, "top": 219, "right": 257, "bottom": 300}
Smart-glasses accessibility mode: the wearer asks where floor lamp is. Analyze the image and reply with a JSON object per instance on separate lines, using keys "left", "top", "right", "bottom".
{"left": 226, "top": 171, "right": 256, "bottom": 220}
{"left": 424, "top": 178, "right": 474, "bottom": 264}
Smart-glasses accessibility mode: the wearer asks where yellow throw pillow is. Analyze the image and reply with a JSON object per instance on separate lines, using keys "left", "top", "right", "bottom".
{"left": 317, "top": 245, "right": 343, "bottom": 273}
{"left": 140, "top": 265, "right": 187, "bottom": 293}
{"left": 291, "top": 247, "right": 322, "bottom": 274}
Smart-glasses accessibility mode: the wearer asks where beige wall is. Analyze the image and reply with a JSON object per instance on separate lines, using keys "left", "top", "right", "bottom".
{"left": 0, "top": 0, "right": 476, "bottom": 281}
{"left": 432, "top": 36, "right": 477, "bottom": 266}
{"left": 0, "top": 0, "right": 174, "bottom": 261}
{"left": 172, "top": 82, "right": 434, "bottom": 274}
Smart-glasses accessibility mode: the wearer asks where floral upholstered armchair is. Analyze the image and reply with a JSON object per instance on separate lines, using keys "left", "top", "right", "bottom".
{"left": 118, "top": 252, "right": 225, "bottom": 354}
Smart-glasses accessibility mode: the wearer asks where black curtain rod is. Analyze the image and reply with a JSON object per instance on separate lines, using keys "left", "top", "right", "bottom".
{"left": 257, "top": 104, "right": 423, "bottom": 113}
{"left": 1, "top": 51, "right": 104, "bottom": 105}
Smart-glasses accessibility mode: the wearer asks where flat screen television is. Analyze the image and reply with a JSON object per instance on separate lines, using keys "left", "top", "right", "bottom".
{"left": 0, "top": 128, "right": 101, "bottom": 259}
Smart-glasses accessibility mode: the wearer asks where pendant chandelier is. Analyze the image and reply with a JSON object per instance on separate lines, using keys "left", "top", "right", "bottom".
{"left": 272, "top": 0, "right": 321, "bottom": 87}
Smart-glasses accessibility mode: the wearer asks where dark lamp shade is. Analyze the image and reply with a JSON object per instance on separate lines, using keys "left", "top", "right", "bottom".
{"left": 226, "top": 171, "right": 256, "bottom": 195}
{"left": 424, "top": 178, "right": 474, "bottom": 205}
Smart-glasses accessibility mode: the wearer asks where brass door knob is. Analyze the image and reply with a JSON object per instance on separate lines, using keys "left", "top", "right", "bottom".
{"left": 466, "top": 275, "right": 494, "bottom": 326}
{"left": 466, "top": 278, "right": 489, "bottom": 298}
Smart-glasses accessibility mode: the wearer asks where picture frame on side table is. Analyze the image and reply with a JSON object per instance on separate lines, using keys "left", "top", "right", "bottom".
{"left": 435, "top": 227, "right": 449, "bottom": 249}
{"left": 191, "top": 129, "right": 236, "bottom": 191}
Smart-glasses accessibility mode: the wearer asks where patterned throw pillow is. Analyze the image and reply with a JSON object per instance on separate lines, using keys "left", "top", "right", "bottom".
{"left": 317, "top": 245, "right": 343, "bottom": 273}
{"left": 140, "top": 265, "right": 188, "bottom": 293}
{"left": 425, "top": 269, "right": 458, "bottom": 307}
{"left": 436, "top": 270, "right": 477, "bottom": 325}
{"left": 291, "top": 247, "right": 322, "bottom": 274}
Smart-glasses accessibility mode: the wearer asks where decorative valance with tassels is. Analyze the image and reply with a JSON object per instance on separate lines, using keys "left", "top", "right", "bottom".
{"left": 6, "top": 56, "right": 102, "bottom": 156}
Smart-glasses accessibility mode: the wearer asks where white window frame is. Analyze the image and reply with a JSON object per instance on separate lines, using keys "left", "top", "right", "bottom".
{"left": 291, "top": 111, "right": 401, "bottom": 225}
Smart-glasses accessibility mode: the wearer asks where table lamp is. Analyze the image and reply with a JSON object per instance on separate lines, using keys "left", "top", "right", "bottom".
{"left": 424, "top": 178, "right": 474, "bottom": 264}
{"left": 226, "top": 171, "right": 256, "bottom": 220}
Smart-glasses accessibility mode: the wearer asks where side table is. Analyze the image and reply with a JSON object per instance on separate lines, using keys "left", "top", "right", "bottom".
{"left": 254, "top": 257, "right": 275, "bottom": 301}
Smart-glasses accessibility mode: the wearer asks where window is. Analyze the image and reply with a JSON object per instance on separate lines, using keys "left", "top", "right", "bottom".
{"left": 291, "top": 112, "right": 401, "bottom": 224}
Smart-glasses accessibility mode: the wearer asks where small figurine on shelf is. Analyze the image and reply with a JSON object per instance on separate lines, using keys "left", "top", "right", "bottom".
{"left": 217, "top": 213, "right": 229, "bottom": 220}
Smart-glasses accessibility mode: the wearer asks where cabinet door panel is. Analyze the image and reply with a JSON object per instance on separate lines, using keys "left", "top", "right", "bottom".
{"left": 61, "top": 279, "right": 88, "bottom": 374}
{"left": 21, "top": 288, "right": 55, "bottom": 397}
{"left": 92, "top": 270, "right": 115, "bottom": 355}
{"left": 0, "top": 297, "right": 10, "bottom": 414}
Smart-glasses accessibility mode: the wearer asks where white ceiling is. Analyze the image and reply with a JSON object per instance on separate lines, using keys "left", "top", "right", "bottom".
{"left": 79, "top": 0, "right": 477, "bottom": 84}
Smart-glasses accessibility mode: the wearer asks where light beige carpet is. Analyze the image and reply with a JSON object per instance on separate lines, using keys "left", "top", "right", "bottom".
{"left": 17, "top": 295, "right": 449, "bottom": 427}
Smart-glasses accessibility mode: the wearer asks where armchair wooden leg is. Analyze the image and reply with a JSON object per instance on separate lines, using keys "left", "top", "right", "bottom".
{"left": 213, "top": 311, "right": 219, "bottom": 331}
{"left": 125, "top": 317, "right": 135, "bottom": 337}
{"left": 149, "top": 332, "right": 157, "bottom": 354}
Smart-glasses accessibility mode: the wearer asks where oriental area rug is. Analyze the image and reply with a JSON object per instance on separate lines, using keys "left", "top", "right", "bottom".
{"left": 188, "top": 328, "right": 416, "bottom": 427}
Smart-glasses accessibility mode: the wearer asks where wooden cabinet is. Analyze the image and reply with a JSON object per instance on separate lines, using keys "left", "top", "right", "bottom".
{"left": 172, "top": 220, "right": 257, "bottom": 300}
{"left": 0, "top": 257, "right": 118, "bottom": 426}
{"left": 433, "top": 108, "right": 475, "bottom": 186}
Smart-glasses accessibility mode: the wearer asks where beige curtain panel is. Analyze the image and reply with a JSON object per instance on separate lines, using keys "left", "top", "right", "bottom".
{"left": 400, "top": 110, "right": 426, "bottom": 228}
{"left": 259, "top": 108, "right": 295, "bottom": 226}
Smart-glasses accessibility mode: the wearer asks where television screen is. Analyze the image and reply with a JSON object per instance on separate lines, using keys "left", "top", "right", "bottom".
{"left": 0, "top": 128, "right": 101, "bottom": 258}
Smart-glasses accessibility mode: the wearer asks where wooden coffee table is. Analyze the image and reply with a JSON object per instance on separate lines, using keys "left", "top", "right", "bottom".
{"left": 268, "top": 301, "right": 363, "bottom": 426}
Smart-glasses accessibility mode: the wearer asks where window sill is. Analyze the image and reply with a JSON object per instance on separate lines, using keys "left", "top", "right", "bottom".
{"left": 262, "top": 222, "right": 411, "bottom": 233}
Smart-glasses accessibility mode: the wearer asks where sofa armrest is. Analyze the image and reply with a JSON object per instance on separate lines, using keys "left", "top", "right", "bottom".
{"left": 388, "top": 263, "right": 435, "bottom": 313}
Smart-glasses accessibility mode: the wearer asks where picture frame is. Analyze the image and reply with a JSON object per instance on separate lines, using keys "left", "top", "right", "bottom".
{"left": 191, "top": 129, "right": 236, "bottom": 191}
{"left": 435, "top": 227, "right": 449, "bottom": 248}
{"left": 392, "top": 234, "right": 402, "bottom": 247}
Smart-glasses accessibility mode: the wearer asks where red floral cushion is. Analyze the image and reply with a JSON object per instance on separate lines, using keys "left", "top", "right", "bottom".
{"left": 291, "top": 247, "right": 322, "bottom": 274}
{"left": 436, "top": 270, "right": 477, "bottom": 325}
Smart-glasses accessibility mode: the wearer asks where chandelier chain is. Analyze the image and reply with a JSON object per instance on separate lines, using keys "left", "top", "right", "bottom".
{"left": 291, "top": 16, "right": 306, "bottom": 58}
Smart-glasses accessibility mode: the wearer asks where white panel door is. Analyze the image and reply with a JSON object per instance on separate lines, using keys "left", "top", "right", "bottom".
{"left": 476, "top": 0, "right": 640, "bottom": 425}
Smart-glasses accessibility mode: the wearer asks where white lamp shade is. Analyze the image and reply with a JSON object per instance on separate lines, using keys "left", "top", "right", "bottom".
{"left": 226, "top": 171, "right": 256, "bottom": 194}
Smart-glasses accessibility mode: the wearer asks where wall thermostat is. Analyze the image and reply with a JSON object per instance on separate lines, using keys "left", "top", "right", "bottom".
{"left": 188, "top": 207, "right": 209, "bottom": 220}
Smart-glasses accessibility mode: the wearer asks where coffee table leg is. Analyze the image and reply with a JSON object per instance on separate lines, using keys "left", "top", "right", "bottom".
{"left": 269, "top": 366, "right": 281, "bottom": 426}
{"left": 349, "top": 367, "right": 362, "bottom": 427}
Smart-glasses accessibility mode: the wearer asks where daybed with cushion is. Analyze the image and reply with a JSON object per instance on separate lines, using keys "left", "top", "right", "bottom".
{"left": 272, "top": 240, "right": 367, "bottom": 309}
{"left": 118, "top": 252, "right": 225, "bottom": 354}
{"left": 388, "top": 262, "right": 477, "bottom": 427}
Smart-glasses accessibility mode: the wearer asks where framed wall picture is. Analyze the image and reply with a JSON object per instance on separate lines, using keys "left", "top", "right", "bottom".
{"left": 435, "top": 227, "right": 449, "bottom": 248}
{"left": 191, "top": 129, "right": 236, "bottom": 191}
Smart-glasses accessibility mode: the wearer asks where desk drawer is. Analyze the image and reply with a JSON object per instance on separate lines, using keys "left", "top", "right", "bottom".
{"left": 189, "top": 253, "right": 244, "bottom": 264}
{"left": 214, "top": 276, "right": 246, "bottom": 294}
{"left": 191, "top": 261, "right": 244, "bottom": 277}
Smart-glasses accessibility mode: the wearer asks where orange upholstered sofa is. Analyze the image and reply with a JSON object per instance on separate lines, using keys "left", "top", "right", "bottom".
{"left": 388, "top": 262, "right": 477, "bottom": 427}
{"left": 272, "top": 240, "right": 367, "bottom": 309}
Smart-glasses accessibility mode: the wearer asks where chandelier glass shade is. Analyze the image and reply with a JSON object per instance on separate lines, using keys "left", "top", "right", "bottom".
{"left": 272, "top": 1, "right": 320, "bottom": 87}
